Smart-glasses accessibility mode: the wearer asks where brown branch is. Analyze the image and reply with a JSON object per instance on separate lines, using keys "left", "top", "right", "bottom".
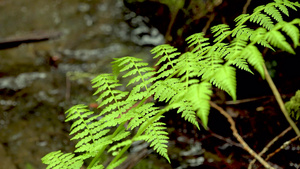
{"left": 265, "top": 134, "right": 300, "bottom": 161}
{"left": 243, "top": 0, "right": 252, "bottom": 14}
{"left": 263, "top": 64, "right": 300, "bottom": 136}
{"left": 248, "top": 126, "right": 292, "bottom": 169}
{"left": 209, "top": 101, "right": 274, "bottom": 169}
{"left": 202, "top": 13, "right": 216, "bottom": 34}
{"left": 210, "top": 132, "right": 243, "bottom": 148}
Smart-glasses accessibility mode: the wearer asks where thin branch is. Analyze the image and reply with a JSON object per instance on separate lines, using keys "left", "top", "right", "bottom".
{"left": 210, "top": 101, "right": 274, "bottom": 169}
{"left": 210, "top": 131, "right": 243, "bottom": 148}
{"left": 243, "top": 0, "right": 252, "bottom": 14}
{"left": 202, "top": 13, "right": 216, "bottom": 34}
{"left": 263, "top": 64, "right": 300, "bottom": 136}
{"left": 224, "top": 96, "right": 270, "bottom": 105}
{"left": 248, "top": 126, "right": 292, "bottom": 169}
{"left": 265, "top": 134, "right": 300, "bottom": 161}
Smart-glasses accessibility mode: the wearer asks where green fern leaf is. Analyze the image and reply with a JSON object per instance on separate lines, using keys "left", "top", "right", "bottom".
{"left": 151, "top": 44, "right": 180, "bottom": 67}
{"left": 187, "top": 82, "right": 212, "bottom": 128}
{"left": 209, "top": 65, "right": 237, "bottom": 100}
{"left": 108, "top": 140, "right": 133, "bottom": 153}
{"left": 280, "top": 21, "right": 300, "bottom": 47}
{"left": 211, "top": 24, "right": 231, "bottom": 42}
{"left": 250, "top": 13, "right": 274, "bottom": 30}
{"left": 135, "top": 121, "right": 170, "bottom": 163}
{"left": 150, "top": 78, "right": 184, "bottom": 102}
{"left": 234, "top": 14, "right": 250, "bottom": 26}
{"left": 113, "top": 56, "right": 156, "bottom": 101}
{"left": 264, "top": 4, "right": 283, "bottom": 22}
{"left": 285, "top": 90, "right": 300, "bottom": 120}
{"left": 186, "top": 32, "right": 210, "bottom": 54}
{"left": 171, "top": 100, "right": 200, "bottom": 130}
{"left": 107, "top": 157, "right": 127, "bottom": 169}
{"left": 240, "top": 45, "right": 265, "bottom": 78}
{"left": 277, "top": 3, "right": 289, "bottom": 16}
{"left": 127, "top": 102, "right": 159, "bottom": 130}
{"left": 42, "top": 151, "right": 84, "bottom": 169}
{"left": 265, "top": 29, "right": 295, "bottom": 54}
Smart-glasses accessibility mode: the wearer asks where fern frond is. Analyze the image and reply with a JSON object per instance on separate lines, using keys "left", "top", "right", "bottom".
{"left": 135, "top": 121, "right": 170, "bottom": 163}
{"left": 171, "top": 100, "right": 200, "bottom": 130}
{"left": 186, "top": 32, "right": 210, "bottom": 54}
{"left": 265, "top": 29, "right": 295, "bottom": 54}
{"left": 282, "top": 0, "right": 300, "bottom": 11}
{"left": 112, "top": 56, "right": 156, "bottom": 101}
{"left": 127, "top": 102, "right": 159, "bottom": 130}
{"left": 235, "top": 14, "right": 250, "bottom": 26}
{"left": 108, "top": 140, "right": 132, "bottom": 153}
{"left": 211, "top": 24, "right": 231, "bottom": 42}
{"left": 280, "top": 20, "right": 300, "bottom": 47}
{"left": 209, "top": 65, "right": 237, "bottom": 100}
{"left": 264, "top": 4, "right": 283, "bottom": 22}
{"left": 285, "top": 90, "right": 300, "bottom": 120}
{"left": 250, "top": 13, "right": 274, "bottom": 30}
{"left": 240, "top": 45, "right": 265, "bottom": 78}
{"left": 107, "top": 157, "right": 127, "bottom": 169}
{"left": 226, "top": 38, "right": 253, "bottom": 74}
{"left": 176, "top": 52, "right": 202, "bottom": 84}
{"left": 276, "top": 3, "right": 289, "bottom": 16}
{"left": 65, "top": 105, "right": 101, "bottom": 154}
{"left": 42, "top": 151, "right": 85, "bottom": 169}
{"left": 149, "top": 78, "right": 184, "bottom": 103}
{"left": 186, "top": 82, "right": 212, "bottom": 128}
{"left": 232, "top": 25, "right": 254, "bottom": 39}
{"left": 151, "top": 44, "right": 181, "bottom": 79}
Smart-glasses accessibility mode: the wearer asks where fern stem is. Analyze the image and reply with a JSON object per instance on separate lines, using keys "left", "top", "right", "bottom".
{"left": 263, "top": 64, "right": 300, "bottom": 136}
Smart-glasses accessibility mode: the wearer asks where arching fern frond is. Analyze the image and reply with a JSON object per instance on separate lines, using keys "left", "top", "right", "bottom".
{"left": 174, "top": 82, "right": 212, "bottom": 128}
{"left": 232, "top": 25, "right": 254, "bottom": 39}
{"left": 226, "top": 38, "right": 253, "bottom": 74}
{"left": 264, "top": 4, "right": 283, "bottom": 22}
{"left": 211, "top": 24, "right": 231, "bottom": 42}
{"left": 280, "top": 20, "right": 300, "bottom": 47}
{"left": 65, "top": 105, "right": 105, "bottom": 155}
{"left": 209, "top": 65, "right": 237, "bottom": 100}
{"left": 151, "top": 44, "right": 181, "bottom": 79}
{"left": 149, "top": 78, "right": 183, "bottom": 103}
{"left": 265, "top": 29, "right": 295, "bottom": 54}
{"left": 127, "top": 102, "right": 160, "bottom": 130}
{"left": 186, "top": 32, "right": 210, "bottom": 54}
{"left": 107, "top": 157, "right": 127, "bottom": 169}
{"left": 112, "top": 56, "right": 156, "bottom": 101}
{"left": 42, "top": 151, "right": 85, "bottom": 169}
{"left": 250, "top": 13, "right": 274, "bottom": 30}
{"left": 240, "top": 44, "right": 265, "bottom": 78}
{"left": 235, "top": 14, "right": 250, "bottom": 26}
{"left": 135, "top": 121, "right": 170, "bottom": 163}
{"left": 176, "top": 52, "right": 202, "bottom": 85}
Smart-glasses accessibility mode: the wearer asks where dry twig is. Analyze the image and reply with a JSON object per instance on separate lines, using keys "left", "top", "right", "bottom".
{"left": 266, "top": 134, "right": 300, "bottom": 161}
{"left": 248, "top": 126, "right": 292, "bottom": 169}
{"left": 210, "top": 101, "right": 274, "bottom": 169}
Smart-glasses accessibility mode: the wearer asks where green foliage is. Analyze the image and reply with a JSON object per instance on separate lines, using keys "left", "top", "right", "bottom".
{"left": 42, "top": 0, "right": 300, "bottom": 168}
{"left": 285, "top": 90, "right": 300, "bottom": 120}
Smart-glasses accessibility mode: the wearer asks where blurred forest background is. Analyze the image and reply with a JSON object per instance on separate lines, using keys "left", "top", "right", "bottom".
{"left": 0, "top": 0, "right": 299, "bottom": 168}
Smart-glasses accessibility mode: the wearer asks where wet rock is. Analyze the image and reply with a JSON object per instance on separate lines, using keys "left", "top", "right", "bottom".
{"left": 0, "top": 144, "right": 17, "bottom": 169}
{"left": 0, "top": 72, "right": 47, "bottom": 91}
